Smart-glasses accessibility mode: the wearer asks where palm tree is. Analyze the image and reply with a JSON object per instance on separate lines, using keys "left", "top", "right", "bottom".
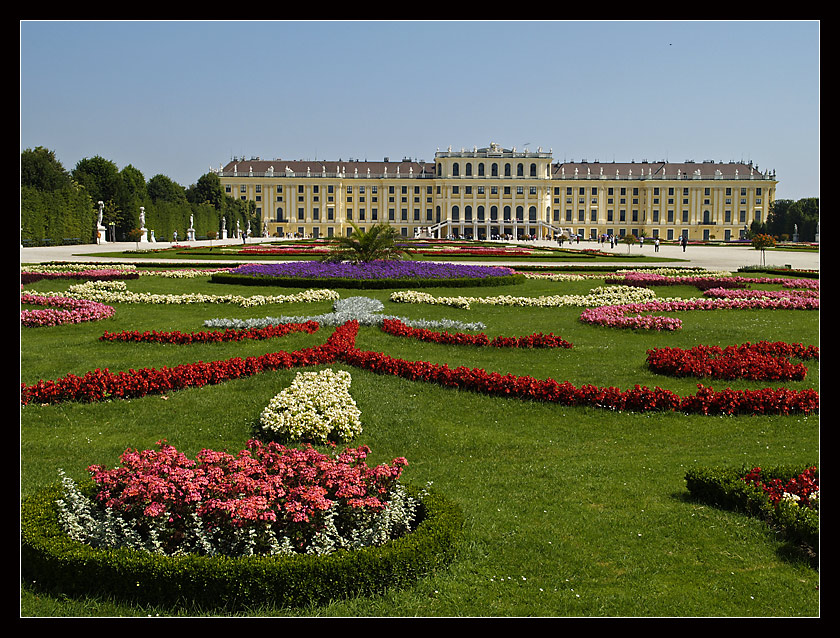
{"left": 321, "top": 222, "right": 412, "bottom": 263}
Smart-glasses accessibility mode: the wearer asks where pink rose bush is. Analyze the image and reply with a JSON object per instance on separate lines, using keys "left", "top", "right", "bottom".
{"left": 57, "top": 439, "right": 415, "bottom": 557}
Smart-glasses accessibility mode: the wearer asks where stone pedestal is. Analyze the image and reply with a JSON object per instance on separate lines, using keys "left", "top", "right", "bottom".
{"left": 188, "top": 228, "right": 196, "bottom": 241}
{"left": 140, "top": 227, "right": 149, "bottom": 242}
{"left": 97, "top": 225, "right": 107, "bottom": 244}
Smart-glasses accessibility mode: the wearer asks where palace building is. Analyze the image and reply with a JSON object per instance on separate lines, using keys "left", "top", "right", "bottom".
{"left": 214, "top": 142, "right": 777, "bottom": 242}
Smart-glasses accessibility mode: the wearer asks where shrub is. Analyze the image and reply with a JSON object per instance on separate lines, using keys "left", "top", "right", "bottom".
{"left": 22, "top": 480, "right": 464, "bottom": 611}
{"left": 684, "top": 464, "right": 818, "bottom": 559}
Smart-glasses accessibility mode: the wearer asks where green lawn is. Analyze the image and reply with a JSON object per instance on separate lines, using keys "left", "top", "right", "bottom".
{"left": 20, "top": 271, "right": 819, "bottom": 617}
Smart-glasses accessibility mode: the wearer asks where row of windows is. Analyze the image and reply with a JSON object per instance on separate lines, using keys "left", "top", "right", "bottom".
{"left": 440, "top": 161, "right": 545, "bottom": 177}
{"left": 266, "top": 204, "right": 759, "bottom": 226}
{"left": 228, "top": 183, "right": 764, "bottom": 199}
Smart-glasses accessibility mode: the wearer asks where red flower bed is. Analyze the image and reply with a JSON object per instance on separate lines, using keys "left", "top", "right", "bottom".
{"left": 742, "top": 466, "right": 819, "bottom": 508}
{"left": 22, "top": 320, "right": 819, "bottom": 415}
{"left": 646, "top": 341, "right": 819, "bottom": 381}
{"left": 380, "top": 318, "right": 573, "bottom": 349}
{"left": 339, "top": 343, "right": 819, "bottom": 415}
{"left": 100, "top": 321, "right": 320, "bottom": 345}
{"left": 21, "top": 323, "right": 352, "bottom": 405}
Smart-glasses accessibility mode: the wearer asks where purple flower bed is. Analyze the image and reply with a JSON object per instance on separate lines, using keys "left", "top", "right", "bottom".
{"left": 229, "top": 260, "right": 516, "bottom": 281}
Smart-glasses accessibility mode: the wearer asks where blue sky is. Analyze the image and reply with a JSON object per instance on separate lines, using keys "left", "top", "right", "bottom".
{"left": 21, "top": 20, "right": 820, "bottom": 200}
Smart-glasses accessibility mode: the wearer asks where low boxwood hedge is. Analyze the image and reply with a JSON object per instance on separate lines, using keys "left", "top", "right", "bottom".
{"left": 208, "top": 271, "right": 526, "bottom": 289}
{"left": 684, "top": 463, "right": 818, "bottom": 559}
{"left": 21, "top": 482, "right": 464, "bottom": 612}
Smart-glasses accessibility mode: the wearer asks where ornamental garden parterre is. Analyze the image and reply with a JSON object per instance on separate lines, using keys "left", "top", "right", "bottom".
{"left": 20, "top": 258, "right": 819, "bottom": 614}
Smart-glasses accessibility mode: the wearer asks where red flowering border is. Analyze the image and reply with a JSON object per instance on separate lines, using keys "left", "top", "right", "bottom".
{"left": 742, "top": 466, "right": 819, "bottom": 508}
{"left": 380, "top": 318, "right": 573, "bottom": 349}
{"left": 99, "top": 321, "right": 320, "bottom": 345}
{"left": 21, "top": 320, "right": 819, "bottom": 415}
{"left": 646, "top": 341, "right": 819, "bottom": 381}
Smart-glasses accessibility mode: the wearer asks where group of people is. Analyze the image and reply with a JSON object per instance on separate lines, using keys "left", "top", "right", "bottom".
{"left": 580, "top": 233, "right": 689, "bottom": 252}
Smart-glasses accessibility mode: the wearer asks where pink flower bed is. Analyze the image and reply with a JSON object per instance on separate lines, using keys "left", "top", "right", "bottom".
{"left": 579, "top": 296, "right": 820, "bottom": 331}
{"left": 21, "top": 292, "right": 115, "bottom": 327}
{"left": 87, "top": 438, "right": 407, "bottom": 555}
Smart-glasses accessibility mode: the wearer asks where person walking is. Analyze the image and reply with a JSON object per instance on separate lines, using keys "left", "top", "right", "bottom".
{"left": 654, "top": 238, "right": 660, "bottom": 252}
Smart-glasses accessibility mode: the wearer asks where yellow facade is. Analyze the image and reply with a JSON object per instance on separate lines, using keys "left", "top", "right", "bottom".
{"left": 216, "top": 142, "right": 777, "bottom": 242}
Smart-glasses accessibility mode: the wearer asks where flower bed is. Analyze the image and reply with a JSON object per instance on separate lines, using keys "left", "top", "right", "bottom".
{"left": 22, "top": 471, "right": 464, "bottom": 611}
{"left": 47, "top": 280, "right": 339, "bottom": 308}
{"left": 67, "top": 439, "right": 410, "bottom": 556}
{"left": 21, "top": 320, "right": 820, "bottom": 415}
{"left": 646, "top": 341, "right": 819, "bottom": 381}
{"left": 211, "top": 260, "right": 523, "bottom": 289}
{"left": 389, "top": 285, "right": 657, "bottom": 310}
{"left": 21, "top": 269, "right": 140, "bottom": 285}
{"left": 685, "top": 464, "right": 818, "bottom": 560}
{"left": 100, "top": 321, "right": 320, "bottom": 345}
{"left": 20, "top": 323, "right": 354, "bottom": 405}
{"left": 204, "top": 295, "right": 487, "bottom": 332}
{"left": 741, "top": 466, "right": 819, "bottom": 509}
{"left": 21, "top": 292, "right": 116, "bottom": 327}
{"left": 579, "top": 295, "right": 820, "bottom": 331}
{"left": 260, "top": 369, "right": 363, "bottom": 443}
{"left": 381, "top": 318, "right": 573, "bottom": 349}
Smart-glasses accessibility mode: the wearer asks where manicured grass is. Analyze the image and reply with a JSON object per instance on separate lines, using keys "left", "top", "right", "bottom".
{"left": 20, "top": 271, "right": 819, "bottom": 617}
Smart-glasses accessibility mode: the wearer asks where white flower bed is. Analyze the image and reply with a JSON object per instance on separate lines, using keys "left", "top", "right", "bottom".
{"left": 389, "top": 285, "right": 658, "bottom": 310}
{"left": 44, "top": 280, "right": 340, "bottom": 307}
{"left": 260, "top": 369, "right": 363, "bottom": 443}
{"left": 21, "top": 263, "right": 138, "bottom": 273}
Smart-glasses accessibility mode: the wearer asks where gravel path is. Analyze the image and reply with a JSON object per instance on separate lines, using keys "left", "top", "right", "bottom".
{"left": 20, "top": 238, "right": 820, "bottom": 272}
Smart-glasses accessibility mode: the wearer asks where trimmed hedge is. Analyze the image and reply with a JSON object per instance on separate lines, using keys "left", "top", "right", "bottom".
{"left": 209, "top": 271, "right": 526, "bottom": 290}
{"left": 21, "top": 482, "right": 464, "bottom": 612}
{"left": 684, "top": 464, "right": 818, "bottom": 559}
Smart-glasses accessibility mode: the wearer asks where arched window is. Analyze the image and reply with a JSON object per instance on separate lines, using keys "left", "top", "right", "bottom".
{"left": 478, "top": 163, "right": 485, "bottom": 177}
{"left": 530, "top": 163, "right": 537, "bottom": 177}
{"left": 528, "top": 206, "right": 537, "bottom": 221}
{"left": 516, "top": 206, "right": 524, "bottom": 221}
{"left": 465, "top": 163, "right": 472, "bottom": 176}
{"left": 452, "top": 205, "right": 460, "bottom": 221}
{"left": 491, "top": 163, "right": 499, "bottom": 177}
{"left": 465, "top": 205, "right": 472, "bottom": 221}
{"left": 504, "top": 206, "right": 512, "bottom": 221}
{"left": 517, "top": 163, "right": 524, "bottom": 177}
{"left": 504, "top": 163, "right": 511, "bottom": 177}
{"left": 453, "top": 162, "right": 459, "bottom": 177}
{"left": 477, "top": 205, "right": 485, "bottom": 221}
{"left": 490, "top": 205, "right": 498, "bottom": 220}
